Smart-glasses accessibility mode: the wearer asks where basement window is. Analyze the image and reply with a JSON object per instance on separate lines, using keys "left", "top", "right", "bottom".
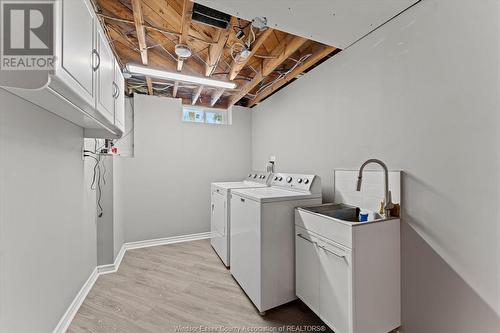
{"left": 182, "top": 106, "right": 230, "bottom": 125}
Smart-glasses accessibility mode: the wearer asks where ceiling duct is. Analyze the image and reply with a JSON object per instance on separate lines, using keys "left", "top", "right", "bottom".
{"left": 191, "top": 3, "right": 231, "bottom": 29}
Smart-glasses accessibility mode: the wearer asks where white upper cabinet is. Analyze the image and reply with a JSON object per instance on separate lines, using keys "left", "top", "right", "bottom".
{"left": 96, "top": 26, "right": 116, "bottom": 123}
{"left": 113, "top": 60, "right": 125, "bottom": 132}
{"left": 3, "top": 0, "right": 125, "bottom": 138}
{"left": 60, "top": 0, "right": 95, "bottom": 105}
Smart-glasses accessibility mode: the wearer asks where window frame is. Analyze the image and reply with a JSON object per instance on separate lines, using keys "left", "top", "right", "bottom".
{"left": 181, "top": 105, "right": 231, "bottom": 125}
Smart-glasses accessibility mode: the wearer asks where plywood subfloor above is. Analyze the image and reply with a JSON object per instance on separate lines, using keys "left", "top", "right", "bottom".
{"left": 67, "top": 239, "right": 332, "bottom": 332}
{"left": 92, "top": 0, "right": 339, "bottom": 108}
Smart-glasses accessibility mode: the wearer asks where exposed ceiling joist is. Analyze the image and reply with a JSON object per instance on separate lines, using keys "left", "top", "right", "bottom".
{"left": 178, "top": 0, "right": 194, "bottom": 71}
{"left": 210, "top": 88, "right": 225, "bottom": 106}
{"left": 173, "top": 81, "right": 179, "bottom": 97}
{"left": 192, "top": 85, "right": 203, "bottom": 104}
{"left": 228, "top": 72, "right": 263, "bottom": 107}
{"left": 94, "top": 0, "right": 339, "bottom": 107}
{"left": 228, "top": 28, "right": 273, "bottom": 80}
{"left": 249, "top": 45, "right": 336, "bottom": 107}
{"left": 205, "top": 17, "right": 235, "bottom": 76}
{"left": 131, "top": 0, "right": 153, "bottom": 95}
{"left": 228, "top": 35, "right": 307, "bottom": 107}
{"left": 262, "top": 35, "right": 307, "bottom": 77}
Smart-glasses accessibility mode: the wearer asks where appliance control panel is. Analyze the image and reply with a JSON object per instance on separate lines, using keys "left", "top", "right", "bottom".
{"left": 270, "top": 173, "right": 316, "bottom": 191}
{"left": 246, "top": 171, "right": 272, "bottom": 184}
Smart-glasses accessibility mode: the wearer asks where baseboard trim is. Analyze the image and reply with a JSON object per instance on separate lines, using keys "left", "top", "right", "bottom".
{"left": 52, "top": 231, "right": 211, "bottom": 333}
{"left": 97, "top": 244, "right": 126, "bottom": 275}
{"left": 125, "top": 232, "right": 212, "bottom": 251}
{"left": 52, "top": 267, "right": 98, "bottom": 333}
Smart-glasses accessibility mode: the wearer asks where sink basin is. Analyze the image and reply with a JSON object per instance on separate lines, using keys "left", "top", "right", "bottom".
{"left": 300, "top": 203, "right": 384, "bottom": 223}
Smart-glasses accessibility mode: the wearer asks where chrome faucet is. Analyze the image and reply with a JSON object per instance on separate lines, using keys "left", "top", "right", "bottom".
{"left": 356, "top": 159, "right": 394, "bottom": 217}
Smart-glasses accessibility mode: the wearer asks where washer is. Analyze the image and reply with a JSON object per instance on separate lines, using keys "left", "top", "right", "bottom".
{"left": 211, "top": 172, "right": 272, "bottom": 267}
{"left": 230, "top": 173, "right": 322, "bottom": 314}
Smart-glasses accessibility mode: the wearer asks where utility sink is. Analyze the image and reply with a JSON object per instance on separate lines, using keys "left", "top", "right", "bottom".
{"left": 300, "top": 203, "right": 384, "bottom": 223}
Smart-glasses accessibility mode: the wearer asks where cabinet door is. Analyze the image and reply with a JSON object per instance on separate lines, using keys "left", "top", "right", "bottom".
{"left": 96, "top": 28, "right": 115, "bottom": 123}
{"left": 61, "top": 0, "right": 95, "bottom": 103}
{"left": 211, "top": 191, "right": 226, "bottom": 238}
{"left": 295, "top": 229, "right": 320, "bottom": 313}
{"left": 319, "top": 241, "right": 352, "bottom": 333}
{"left": 114, "top": 60, "right": 125, "bottom": 132}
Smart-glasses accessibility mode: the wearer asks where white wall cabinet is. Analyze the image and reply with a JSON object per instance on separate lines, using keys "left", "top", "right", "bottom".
{"left": 96, "top": 27, "right": 116, "bottom": 124}
{"left": 60, "top": 0, "right": 96, "bottom": 105}
{"left": 3, "top": 0, "right": 125, "bottom": 139}
{"left": 113, "top": 60, "right": 125, "bottom": 132}
{"left": 295, "top": 209, "right": 400, "bottom": 333}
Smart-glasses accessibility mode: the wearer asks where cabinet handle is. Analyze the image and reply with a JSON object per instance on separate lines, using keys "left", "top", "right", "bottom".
{"left": 297, "top": 233, "right": 317, "bottom": 245}
{"left": 319, "top": 245, "right": 346, "bottom": 259}
{"left": 240, "top": 198, "right": 245, "bottom": 202}
{"left": 92, "top": 49, "right": 100, "bottom": 71}
{"left": 112, "top": 82, "right": 120, "bottom": 99}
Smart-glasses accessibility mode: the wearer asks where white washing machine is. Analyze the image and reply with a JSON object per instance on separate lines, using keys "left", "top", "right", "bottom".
{"left": 211, "top": 172, "right": 272, "bottom": 267}
{"left": 230, "top": 173, "right": 322, "bottom": 314}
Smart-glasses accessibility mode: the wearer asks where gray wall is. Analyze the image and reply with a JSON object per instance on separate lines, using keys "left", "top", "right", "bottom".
{"left": 96, "top": 155, "right": 115, "bottom": 265}
{"left": 251, "top": 0, "right": 500, "bottom": 331}
{"left": 96, "top": 99, "right": 133, "bottom": 265}
{"left": 116, "top": 94, "right": 252, "bottom": 242}
{"left": 0, "top": 89, "right": 97, "bottom": 332}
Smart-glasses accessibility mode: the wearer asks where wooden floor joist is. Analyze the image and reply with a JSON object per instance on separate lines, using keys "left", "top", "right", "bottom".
{"left": 228, "top": 35, "right": 307, "bottom": 107}
{"left": 249, "top": 45, "right": 336, "bottom": 106}
{"left": 178, "top": 0, "right": 194, "bottom": 72}
{"left": 228, "top": 28, "right": 274, "bottom": 80}
{"left": 95, "top": 0, "right": 339, "bottom": 106}
{"left": 192, "top": 85, "right": 203, "bottom": 105}
{"left": 131, "top": 0, "right": 153, "bottom": 95}
{"left": 210, "top": 88, "right": 225, "bottom": 106}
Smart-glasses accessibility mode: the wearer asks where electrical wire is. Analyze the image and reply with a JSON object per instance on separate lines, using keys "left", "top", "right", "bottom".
{"left": 254, "top": 53, "right": 313, "bottom": 95}
{"left": 100, "top": 155, "right": 107, "bottom": 186}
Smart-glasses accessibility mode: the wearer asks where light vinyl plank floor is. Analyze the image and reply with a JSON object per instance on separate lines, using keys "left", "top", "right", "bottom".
{"left": 67, "top": 239, "right": 331, "bottom": 333}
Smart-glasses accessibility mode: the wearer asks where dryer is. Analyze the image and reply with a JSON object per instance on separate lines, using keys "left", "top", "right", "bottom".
{"left": 211, "top": 172, "right": 272, "bottom": 267}
{"left": 230, "top": 173, "right": 322, "bottom": 314}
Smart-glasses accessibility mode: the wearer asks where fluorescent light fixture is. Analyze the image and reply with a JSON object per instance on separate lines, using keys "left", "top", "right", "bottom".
{"left": 126, "top": 64, "right": 237, "bottom": 89}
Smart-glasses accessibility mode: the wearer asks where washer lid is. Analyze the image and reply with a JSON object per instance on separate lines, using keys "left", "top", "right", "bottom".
{"left": 212, "top": 181, "right": 268, "bottom": 190}
{"left": 231, "top": 187, "right": 321, "bottom": 203}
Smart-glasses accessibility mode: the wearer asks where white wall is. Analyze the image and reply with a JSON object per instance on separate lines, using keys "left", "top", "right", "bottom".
{"left": 251, "top": 0, "right": 500, "bottom": 331}
{"left": 116, "top": 95, "right": 252, "bottom": 242}
{"left": 0, "top": 89, "right": 97, "bottom": 332}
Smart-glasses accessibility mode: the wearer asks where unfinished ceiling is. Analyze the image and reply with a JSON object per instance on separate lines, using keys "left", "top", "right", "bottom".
{"left": 91, "top": 0, "right": 339, "bottom": 108}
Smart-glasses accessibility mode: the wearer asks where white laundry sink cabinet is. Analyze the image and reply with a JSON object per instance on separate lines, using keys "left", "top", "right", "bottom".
{"left": 295, "top": 208, "right": 401, "bottom": 333}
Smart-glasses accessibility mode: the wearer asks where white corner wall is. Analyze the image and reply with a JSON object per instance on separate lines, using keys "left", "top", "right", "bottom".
{"left": 0, "top": 89, "right": 97, "bottom": 332}
{"left": 116, "top": 95, "right": 252, "bottom": 242}
{"left": 251, "top": 0, "right": 500, "bottom": 332}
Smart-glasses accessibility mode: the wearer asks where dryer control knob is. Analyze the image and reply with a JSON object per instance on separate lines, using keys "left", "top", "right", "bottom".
{"left": 274, "top": 176, "right": 278, "bottom": 181}
{"left": 304, "top": 179, "right": 310, "bottom": 184}
{"left": 248, "top": 174, "right": 252, "bottom": 177}
{"left": 286, "top": 177, "right": 293, "bottom": 183}
{"left": 297, "top": 178, "right": 303, "bottom": 183}
{"left": 278, "top": 177, "right": 283, "bottom": 181}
